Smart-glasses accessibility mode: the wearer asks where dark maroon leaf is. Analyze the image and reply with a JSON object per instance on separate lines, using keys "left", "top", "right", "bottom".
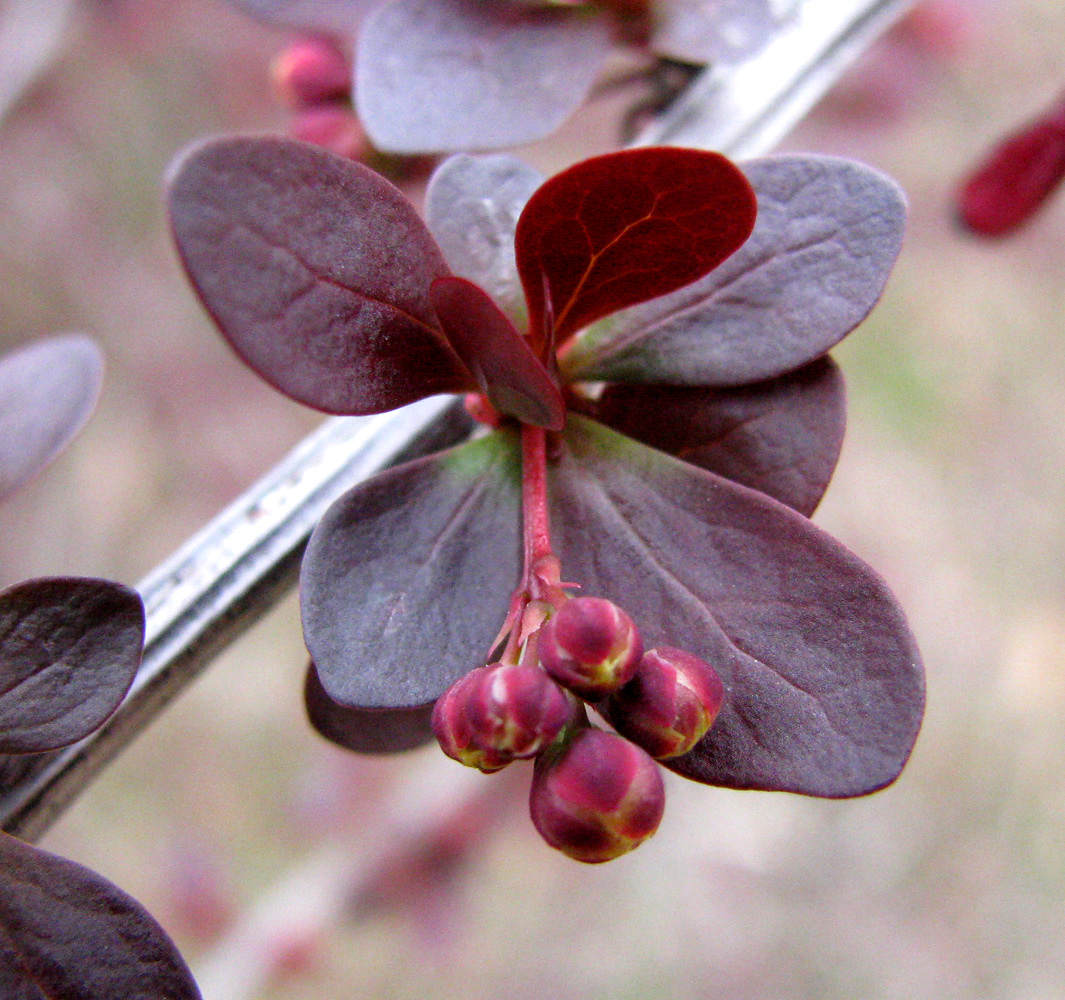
{"left": 425, "top": 153, "right": 543, "bottom": 325}
{"left": 514, "top": 147, "right": 756, "bottom": 347}
{"left": 167, "top": 136, "right": 473, "bottom": 415}
{"left": 430, "top": 277, "right": 564, "bottom": 430}
{"left": 305, "top": 662, "right": 434, "bottom": 753}
{"left": 228, "top": 0, "right": 375, "bottom": 33}
{"left": 355, "top": 0, "right": 612, "bottom": 153}
{"left": 562, "top": 154, "right": 905, "bottom": 386}
{"left": 0, "top": 334, "right": 103, "bottom": 502}
{"left": 594, "top": 357, "right": 846, "bottom": 516}
{"left": 0, "top": 578, "right": 145, "bottom": 755}
{"left": 301, "top": 431, "right": 522, "bottom": 709}
{"left": 0, "top": 833, "right": 201, "bottom": 1000}
{"left": 551, "top": 416, "right": 924, "bottom": 798}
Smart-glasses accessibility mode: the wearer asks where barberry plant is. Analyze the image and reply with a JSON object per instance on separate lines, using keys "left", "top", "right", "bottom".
{"left": 168, "top": 136, "right": 924, "bottom": 862}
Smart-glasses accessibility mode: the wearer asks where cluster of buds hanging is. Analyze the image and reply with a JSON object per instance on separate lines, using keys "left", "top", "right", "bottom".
{"left": 432, "top": 577, "right": 726, "bottom": 864}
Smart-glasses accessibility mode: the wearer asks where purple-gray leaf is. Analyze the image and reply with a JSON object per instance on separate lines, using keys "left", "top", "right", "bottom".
{"left": 301, "top": 431, "right": 521, "bottom": 709}
{"left": 0, "top": 833, "right": 201, "bottom": 1000}
{"left": 305, "top": 662, "right": 434, "bottom": 753}
{"left": 356, "top": 0, "right": 612, "bottom": 153}
{"left": 167, "top": 136, "right": 473, "bottom": 415}
{"left": 552, "top": 416, "right": 924, "bottom": 798}
{"left": 594, "top": 357, "right": 846, "bottom": 516}
{"left": 0, "top": 334, "right": 103, "bottom": 502}
{"left": 652, "top": 0, "right": 796, "bottom": 65}
{"left": 425, "top": 153, "right": 543, "bottom": 325}
{"left": 562, "top": 155, "right": 906, "bottom": 386}
{"left": 227, "top": 0, "right": 374, "bottom": 34}
{"left": 0, "top": 577, "right": 145, "bottom": 755}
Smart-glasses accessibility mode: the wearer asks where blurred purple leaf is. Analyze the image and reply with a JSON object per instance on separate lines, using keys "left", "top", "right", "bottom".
{"left": 0, "top": 577, "right": 145, "bottom": 755}
{"left": 425, "top": 154, "right": 543, "bottom": 325}
{"left": 594, "top": 357, "right": 846, "bottom": 516}
{"left": 356, "top": 0, "right": 612, "bottom": 153}
{"left": 301, "top": 431, "right": 522, "bottom": 709}
{"left": 0, "top": 833, "right": 201, "bottom": 999}
{"left": 563, "top": 155, "right": 906, "bottom": 385}
{"left": 430, "top": 277, "right": 564, "bottom": 430}
{"left": 305, "top": 662, "right": 434, "bottom": 753}
{"left": 554, "top": 416, "right": 924, "bottom": 797}
{"left": 653, "top": 0, "right": 796, "bottom": 65}
{"left": 0, "top": 334, "right": 103, "bottom": 502}
{"left": 167, "top": 136, "right": 473, "bottom": 415}
{"left": 227, "top": 0, "right": 375, "bottom": 34}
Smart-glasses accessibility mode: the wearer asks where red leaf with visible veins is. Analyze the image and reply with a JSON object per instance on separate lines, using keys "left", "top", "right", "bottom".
{"left": 514, "top": 147, "right": 756, "bottom": 348}
{"left": 431, "top": 277, "right": 564, "bottom": 430}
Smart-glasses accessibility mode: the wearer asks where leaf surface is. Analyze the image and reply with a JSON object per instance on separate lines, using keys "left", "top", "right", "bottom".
{"left": 0, "top": 334, "right": 103, "bottom": 502}
{"left": 552, "top": 416, "right": 924, "bottom": 797}
{"left": 305, "top": 662, "right": 434, "bottom": 753}
{"left": 167, "top": 136, "right": 472, "bottom": 415}
{"left": 0, "top": 578, "right": 145, "bottom": 754}
{"left": 356, "top": 0, "right": 612, "bottom": 153}
{"left": 426, "top": 154, "right": 543, "bottom": 326}
{"left": 228, "top": 0, "right": 375, "bottom": 33}
{"left": 652, "top": 0, "right": 793, "bottom": 65}
{"left": 594, "top": 357, "right": 845, "bottom": 516}
{"left": 0, "top": 833, "right": 201, "bottom": 1000}
{"left": 301, "top": 432, "right": 522, "bottom": 709}
{"left": 563, "top": 155, "right": 905, "bottom": 385}
{"left": 430, "top": 277, "right": 564, "bottom": 430}
{"left": 515, "top": 147, "right": 756, "bottom": 347}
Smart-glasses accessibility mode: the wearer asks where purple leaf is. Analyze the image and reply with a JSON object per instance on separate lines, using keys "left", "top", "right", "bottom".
{"left": 305, "top": 662, "right": 434, "bottom": 753}
{"left": 0, "top": 334, "right": 103, "bottom": 502}
{"left": 425, "top": 154, "right": 543, "bottom": 325}
{"left": 356, "top": 0, "right": 612, "bottom": 153}
{"left": 301, "top": 431, "right": 521, "bottom": 709}
{"left": 0, "top": 578, "right": 145, "bottom": 755}
{"left": 552, "top": 416, "right": 924, "bottom": 798}
{"left": 563, "top": 155, "right": 906, "bottom": 386}
{"left": 167, "top": 136, "right": 473, "bottom": 415}
{"left": 227, "top": 0, "right": 375, "bottom": 34}
{"left": 430, "top": 277, "right": 564, "bottom": 430}
{"left": 594, "top": 357, "right": 846, "bottom": 516}
{"left": 652, "top": 0, "right": 795, "bottom": 65}
{"left": 0, "top": 833, "right": 201, "bottom": 1000}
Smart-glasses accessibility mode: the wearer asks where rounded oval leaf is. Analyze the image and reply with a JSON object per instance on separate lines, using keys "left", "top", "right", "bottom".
{"left": 356, "top": 0, "right": 612, "bottom": 153}
{"left": 167, "top": 136, "right": 472, "bottom": 415}
{"left": 563, "top": 154, "right": 906, "bottom": 385}
{"left": 552, "top": 416, "right": 924, "bottom": 798}
{"left": 0, "top": 334, "right": 103, "bottom": 502}
{"left": 0, "top": 577, "right": 145, "bottom": 754}
{"left": 0, "top": 833, "right": 201, "bottom": 1000}
{"left": 301, "top": 431, "right": 521, "bottom": 709}
{"left": 652, "top": 0, "right": 795, "bottom": 65}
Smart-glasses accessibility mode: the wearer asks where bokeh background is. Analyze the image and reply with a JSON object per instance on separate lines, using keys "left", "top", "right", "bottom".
{"left": 4, "top": 1, "right": 1065, "bottom": 997}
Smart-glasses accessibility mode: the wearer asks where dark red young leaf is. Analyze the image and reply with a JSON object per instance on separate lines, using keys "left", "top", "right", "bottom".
{"left": 301, "top": 431, "right": 521, "bottom": 710}
{"left": 552, "top": 416, "right": 924, "bottom": 798}
{"left": 356, "top": 0, "right": 612, "bottom": 154}
{"left": 514, "top": 147, "right": 756, "bottom": 347}
{"left": 167, "top": 136, "right": 473, "bottom": 415}
{"left": 0, "top": 833, "right": 201, "bottom": 1000}
{"left": 0, "top": 578, "right": 145, "bottom": 755}
{"left": 957, "top": 99, "right": 1065, "bottom": 237}
{"left": 594, "top": 357, "right": 846, "bottom": 516}
{"left": 0, "top": 334, "right": 104, "bottom": 502}
{"left": 563, "top": 155, "right": 905, "bottom": 387}
{"left": 305, "top": 662, "right": 434, "bottom": 753}
{"left": 430, "top": 277, "right": 564, "bottom": 430}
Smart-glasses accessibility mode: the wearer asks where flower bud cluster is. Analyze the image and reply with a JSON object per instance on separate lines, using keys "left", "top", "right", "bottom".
{"left": 432, "top": 594, "right": 726, "bottom": 864}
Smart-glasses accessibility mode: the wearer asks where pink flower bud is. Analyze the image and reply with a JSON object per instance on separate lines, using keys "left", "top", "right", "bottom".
{"left": 432, "top": 668, "right": 511, "bottom": 773}
{"left": 271, "top": 37, "right": 352, "bottom": 109}
{"left": 529, "top": 727, "right": 664, "bottom": 863}
{"left": 465, "top": 662, "right": 575, "bottom": 759}
{"left": 290, "top": 106, "right": 368, "bottom": 162}
{"left": 608, "top": 646, "right": 724, "bottom": 759}
{"left": 538, "top": 597, "right": 642, "bottom": 699}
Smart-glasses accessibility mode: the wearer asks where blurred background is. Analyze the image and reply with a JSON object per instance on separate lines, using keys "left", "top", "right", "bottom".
{"left": 4, "top": 0, "right": 1065, "bottom": 997}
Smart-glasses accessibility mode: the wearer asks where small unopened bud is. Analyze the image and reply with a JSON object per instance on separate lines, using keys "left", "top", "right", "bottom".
{"left": 432, "top": 668, "right": 511, "bottom": 773}
{"left": 608, "top": 647, "right": 724, "bottom": 759}
{"left": 538, "top": 597, "right": 642, "bottom": 699}
{"left": 271, "top": 37, "right": 352, "bottom": 109}
{"left": 465, "top": 662, "right": 575, "bottom": 759}
{"left": 529, "top": 727, "right": 664, "bottom": 863}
